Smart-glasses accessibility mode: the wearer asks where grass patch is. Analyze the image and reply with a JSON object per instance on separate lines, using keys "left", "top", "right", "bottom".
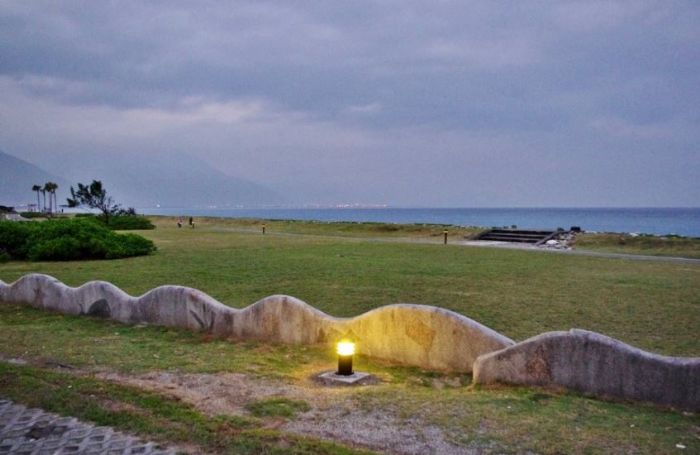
{"left": 160, "top": 215, "right": 483, "bottom": 239}
{"left": 0, "top": 362, "right": 371, "bottom": 454}
{"left": 246, "top": 397, "right": 311, "bottom": 418}
{"left": 575, "top": 232, "right": 700, "bottom": 259}
{"left": 352, "top": 385, "right": 700, "bottom": 454}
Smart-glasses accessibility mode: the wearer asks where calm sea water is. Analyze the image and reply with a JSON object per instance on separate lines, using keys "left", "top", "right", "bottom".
{"left": 141, "top": 207, "right": 700, "bottom": 237}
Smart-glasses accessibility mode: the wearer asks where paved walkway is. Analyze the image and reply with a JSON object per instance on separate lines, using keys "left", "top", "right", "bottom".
{"left": 0, "top": 399, "right": 175, "bottom": 455}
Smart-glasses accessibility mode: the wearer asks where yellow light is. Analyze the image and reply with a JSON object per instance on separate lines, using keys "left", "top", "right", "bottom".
{"left": 336, "top": 340, "right": 355, "bottom": 356}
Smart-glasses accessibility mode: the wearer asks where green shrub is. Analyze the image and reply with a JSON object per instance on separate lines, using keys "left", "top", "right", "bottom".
{"left": 105, "top": 215, "right": 155, "bottom": 230}
{"left": 19, "top": 212, "right": 47, "bottom": 219}
{"left": 0, "top": 221, "right": 36, "bottom": 258}
{"left": 76, "top": 214, "right": 155, "bottom": 230}
{"left": 0, "top": 219, "right": 156, "bottom": 261}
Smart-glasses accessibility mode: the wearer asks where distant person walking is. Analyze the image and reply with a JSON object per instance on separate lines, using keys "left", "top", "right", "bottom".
{"left": 189, "top": 216, "right": 194, "bottom": 229}
{"left": 177, "top": 216, "right": 183, "bottom": 228}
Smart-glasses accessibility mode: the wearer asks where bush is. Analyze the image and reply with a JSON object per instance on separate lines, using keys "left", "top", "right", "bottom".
{"left": 19, "top": 212, "right": 47, "bottom": 219}
{"left": 0, "top": 219, "right": 156, "bottom": 261}
{"left": 76, "top": 214, "right": 155, "bottom": 230}
{"left": 105, "top": 215, "right": 155, "bottom": 230}
{"left": 0, "top": 221, "right": 36, "bottom": 258}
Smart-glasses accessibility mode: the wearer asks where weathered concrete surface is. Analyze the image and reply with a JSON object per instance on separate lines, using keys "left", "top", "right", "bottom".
{"left": 473, "top": 329, "right": 700, "bottom": 411}
{"left": 0, "top": 274, "right": 513, "bottom": 372}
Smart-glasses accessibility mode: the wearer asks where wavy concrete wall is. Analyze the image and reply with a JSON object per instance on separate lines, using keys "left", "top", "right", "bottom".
{"left": 473, "top": 329, "right": 700, "bottom": 411}
{"left": 0, "top": 274, "right": 513, "bottom": 372}
{"left": 3, "top": 274, "right": 698, "bottom": 410}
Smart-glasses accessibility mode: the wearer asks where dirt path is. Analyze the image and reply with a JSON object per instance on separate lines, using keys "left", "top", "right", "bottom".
{"left": 96, "top": 370, "right": 478, "bottom": 455}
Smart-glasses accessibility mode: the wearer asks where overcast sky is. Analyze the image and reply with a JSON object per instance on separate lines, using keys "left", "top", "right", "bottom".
{"left": 1, "top": 0, "right": 698, "bottom": 207}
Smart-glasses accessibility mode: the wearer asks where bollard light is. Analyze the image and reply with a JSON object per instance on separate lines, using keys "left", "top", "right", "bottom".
{"left": 336, "top": 340, "right": 355, "bottom": 376}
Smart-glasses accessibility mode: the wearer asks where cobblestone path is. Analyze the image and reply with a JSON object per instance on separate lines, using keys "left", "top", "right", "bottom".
{"left": 0, "top": 399, "right": 176, "bottom": 454}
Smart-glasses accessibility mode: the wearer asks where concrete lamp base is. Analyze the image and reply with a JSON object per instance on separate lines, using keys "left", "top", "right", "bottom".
{"left": 317, "top": 371, "right": 373, "bottom": 386}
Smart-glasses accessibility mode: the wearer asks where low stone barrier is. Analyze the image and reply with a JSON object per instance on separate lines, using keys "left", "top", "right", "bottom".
{"left": 3, "top": 274, "right": 698, "bottom": 410}
{"left": 473, "top": 329, "right": 700, "bottom": 411}
{"left": 0, "top": 274, "right": 513, "bottom": 372}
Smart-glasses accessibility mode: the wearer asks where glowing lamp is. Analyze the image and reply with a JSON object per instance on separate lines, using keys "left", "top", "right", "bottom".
{"left": 336, "top": 340, "right": 355, "bottom": 376}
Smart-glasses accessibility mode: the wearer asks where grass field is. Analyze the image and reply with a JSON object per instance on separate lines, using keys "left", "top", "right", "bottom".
{"left": 1, "top": 216, "right": 699, "bottom": 453}
{"left": 574, "top": 232, "right": 700, "bottom": 259}
{"left": 2, "top": 216, "right": 698, "bottom": 354}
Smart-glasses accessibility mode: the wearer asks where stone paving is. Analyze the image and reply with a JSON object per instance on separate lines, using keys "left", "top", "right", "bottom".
{"left": 0, "top": 399, "right": 176, "bottom": 455}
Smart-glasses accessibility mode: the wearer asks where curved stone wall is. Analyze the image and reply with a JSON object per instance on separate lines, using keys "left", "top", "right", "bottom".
{"left": 3, "top": 274, "right": 698, "bottom": 410}
{"left": 0, "top": 274, "right": 513, "bottom": 372}
{"left": 473, "top": 329, "right": 700, "bottom": 411}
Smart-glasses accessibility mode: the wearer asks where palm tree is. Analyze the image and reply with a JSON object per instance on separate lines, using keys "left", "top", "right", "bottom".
{"left": 50, "top": 182, "right": 59, "bottom": 214}
{"left": 41, "top": 187, "right": 47, "bottom": 213}
{"left": 44, "top": 182, "right": 58, "bottom": 214}
{"left": 31, "top": 184, "right": 42, "bottom": 212}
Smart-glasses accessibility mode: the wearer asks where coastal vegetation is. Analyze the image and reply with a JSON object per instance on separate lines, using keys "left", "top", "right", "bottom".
{"left": 29, "top": 181, "right": 60, "bottom": 214}
{"left": 67, "top": 179, "right": 132, "bottom": 224}
{"left": 0, "top": 216, "right": 698, "bottom": 453}
{"left": 76, "top": 213, "right": 156, "bottom": 230}
{"left": 0, "top": 218, "right": 155, "bottom": 261}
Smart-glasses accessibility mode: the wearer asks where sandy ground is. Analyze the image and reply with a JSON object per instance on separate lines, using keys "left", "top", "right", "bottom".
{"left": 95, "top": 370, "right": 481, "bottom": 454}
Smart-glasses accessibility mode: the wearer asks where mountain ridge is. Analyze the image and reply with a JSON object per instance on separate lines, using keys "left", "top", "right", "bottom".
{"left": 0, "top": 149, "right": 284, "bottom": 208}
{"left": 0, "top": 150, "right": 70, "bottom": 207}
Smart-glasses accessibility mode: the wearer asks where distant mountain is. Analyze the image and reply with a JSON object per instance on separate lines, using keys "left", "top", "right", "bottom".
{"left": 48, "top": 151, "right": 284, "bottom": 208}
{"left": 101, "top": 156, "right": 282, "bottom": 208}
{"left": 1, "top": 149, "right": 283, "bottom": 209}
{"left": 0, "top": 150, "right": 70, "bottom": 208}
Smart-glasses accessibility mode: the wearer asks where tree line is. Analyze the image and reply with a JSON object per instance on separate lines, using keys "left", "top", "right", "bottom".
{"left": 31, "top": 179, "right": 131, "bottom": 223}
{"left": 31, "top": 182, "right": 59, "bottom": 214}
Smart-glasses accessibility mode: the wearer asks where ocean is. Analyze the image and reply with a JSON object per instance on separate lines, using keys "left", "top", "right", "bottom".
{"left": 140, "top": 207, "right": 700, "bottom": 237}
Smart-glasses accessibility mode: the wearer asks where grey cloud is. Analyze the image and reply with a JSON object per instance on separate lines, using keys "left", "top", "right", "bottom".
{"left": 0, "top": 1, "right": 698, "bottom": 207}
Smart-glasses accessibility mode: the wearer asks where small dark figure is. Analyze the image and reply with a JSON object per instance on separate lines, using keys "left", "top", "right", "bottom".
{"left": 189, "top": 217, "right": 194, "bottom": 229}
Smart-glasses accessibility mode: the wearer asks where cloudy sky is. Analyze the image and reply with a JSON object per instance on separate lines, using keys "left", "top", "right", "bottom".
{"left": 1, "top": 0, "right": 698, "bottom": 207}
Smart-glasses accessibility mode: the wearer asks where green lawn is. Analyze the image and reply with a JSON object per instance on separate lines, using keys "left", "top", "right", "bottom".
{"left": 575, "top": 232, "right": 700, "bottom": 259}
{"left": 2, "top": 216, "right": 698, "bottom": 355}
{"left": 1, "top": 216, "right": 699, "bottom": 453}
